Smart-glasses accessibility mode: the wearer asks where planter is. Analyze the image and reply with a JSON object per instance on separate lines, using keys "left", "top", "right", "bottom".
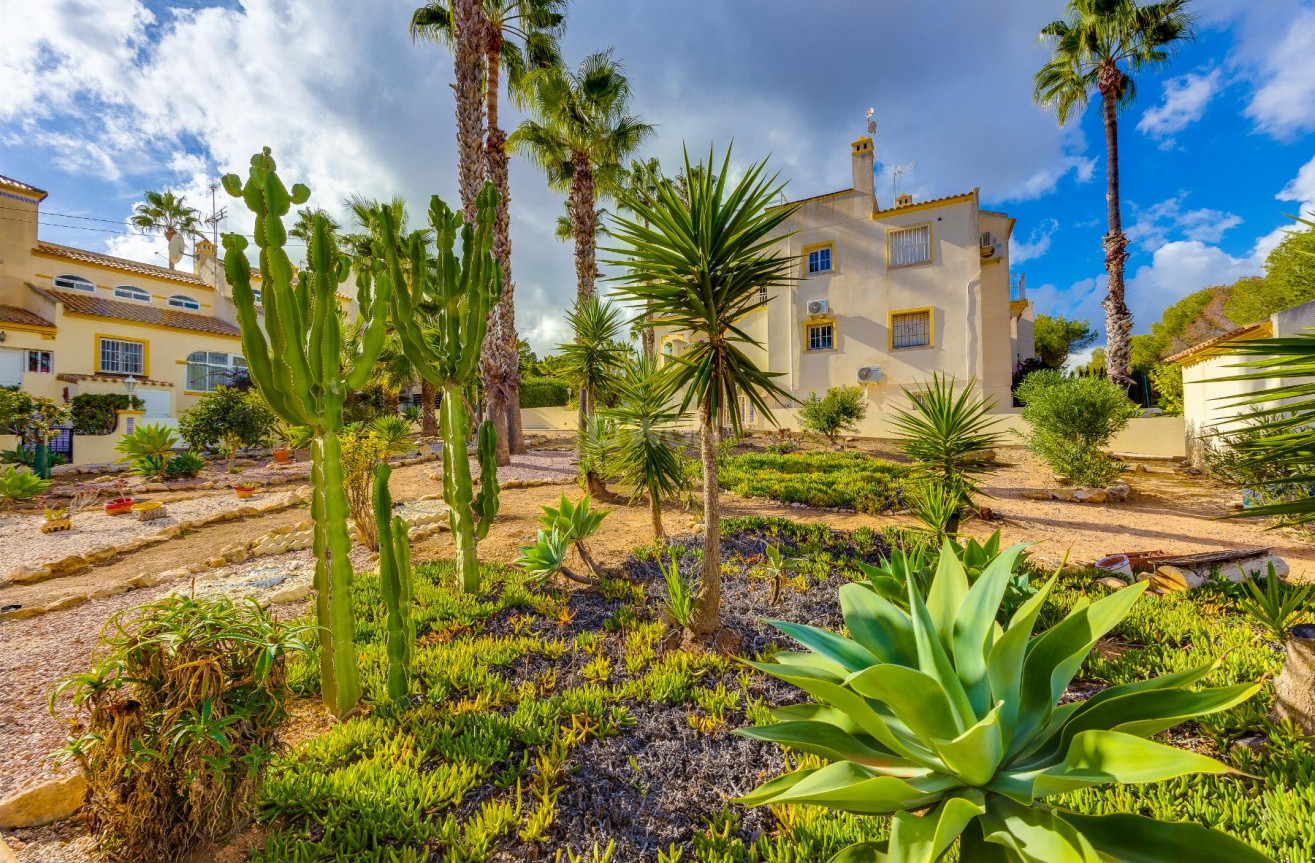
{"left": 292, "top": 448, "right": 312, "bottom": 463}
{"left": 131, "top": 501, "right": 168, "bottom": 521}
{"left": 272, "top": 448, "right": 292, "bottom": 465}
{"left": 41, "top": 517, "right": 72, "bottom": 534}
{"left": 234, "top": 486, "right": 257, "bottom": 500}
{"left": 104, "top": 497, "right": 136, "bottom": 516}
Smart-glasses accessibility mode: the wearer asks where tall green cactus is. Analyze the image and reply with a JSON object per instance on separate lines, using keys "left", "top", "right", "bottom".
{"left": 220, "top": 148, "right": 391, "bottom": 717}
{"left": 379, "top": 184, "right": 501, "bottom": 593}
{"left": 372, "top": 462, "right": 414, "bottom": 703}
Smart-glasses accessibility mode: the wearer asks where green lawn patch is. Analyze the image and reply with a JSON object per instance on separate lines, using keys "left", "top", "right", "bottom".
{"left": 718, "top": 451, "right": 912, "bottom": 513}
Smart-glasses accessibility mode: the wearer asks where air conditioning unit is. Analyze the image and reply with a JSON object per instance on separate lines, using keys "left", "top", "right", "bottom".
{"left": 981, "top": 231, "right": 997, "bottom": 246}
{"left": 981, "top": 242, "right": 1004, "bottom": 260}
{"left": 806, "top": 298, "right": 829, "bottom": 316}
{"left": 856, "top": 365, "right": 883, "bottom": 384}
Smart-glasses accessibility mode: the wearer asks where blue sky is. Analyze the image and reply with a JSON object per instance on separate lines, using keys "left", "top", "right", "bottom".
{"left": 4, "top": 0, "right": 1314, "bottom": 355}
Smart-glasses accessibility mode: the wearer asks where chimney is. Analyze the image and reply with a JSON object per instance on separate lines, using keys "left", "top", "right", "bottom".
{"left": 194, "top": 238, "right": 217, "bottom": 277}
{"left": 851, "top": 136, "right": 875, "bottom": 203}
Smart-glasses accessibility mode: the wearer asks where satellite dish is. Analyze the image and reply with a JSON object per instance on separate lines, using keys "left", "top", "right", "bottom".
{"left": 168, "top": 234, "right": 186, "bottom": 265}
{"left": 867, "top": 119, "right": 877, "bottom": 135}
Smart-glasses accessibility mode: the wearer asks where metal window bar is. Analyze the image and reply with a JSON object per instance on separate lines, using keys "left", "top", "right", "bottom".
{"left": 808, "top": 324, "right": 833, "bottom": 351}
{"left": 892, "top": 312, "right": 930, "bottom": 348}
{"left": 892, "top": 226, "right": 930, "bottom": 266}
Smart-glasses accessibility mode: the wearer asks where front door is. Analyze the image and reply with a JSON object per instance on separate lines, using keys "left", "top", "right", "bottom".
{"left": 137, "top": 388, "right": 171, "bottom": 418}
{"left": 0, "top": 348, "right": 21, "bottom": 386}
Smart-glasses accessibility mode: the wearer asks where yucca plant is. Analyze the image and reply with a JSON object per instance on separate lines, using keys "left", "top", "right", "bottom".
{"left": 661, "top": 555, "right": 697, "bottom": 628}
{"left": 762, "top": 543, "right": 803, "bottom": 605}
{"left": 538, "top": 494, "right": 610, "bottom": 580}
{"left": 737, "top": 542, "right": 1269, "bottom": 862}
{"left": 606, "top": 352, "right": 689, "bottom": 540}
{"left": 0, "top": 464, "right": 50, "bottom": 509}
{"left": 1236, "top": 561, "right": 1312, "bottom": 642}
{"left": 890, "top": 374, "right": 1004, "bottom": 535}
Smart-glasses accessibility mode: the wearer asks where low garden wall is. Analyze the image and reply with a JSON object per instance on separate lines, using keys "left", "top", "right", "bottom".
{"left": 521, "top": 406, "right": 575, "bottom": 430}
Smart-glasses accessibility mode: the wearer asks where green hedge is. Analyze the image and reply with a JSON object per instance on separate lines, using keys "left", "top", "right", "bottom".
{"left": 70, "top": 393, "right": 145, "bottom": 435}
{"left": 519, "top": 376, "right": 570, "bottom": 408}
{"left": 719, "top": 451, "right": 912, "bottom": 513}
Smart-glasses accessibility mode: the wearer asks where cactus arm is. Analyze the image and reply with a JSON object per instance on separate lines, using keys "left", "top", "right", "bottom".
{"left": 442, "top": 389, "right": 479, "bottom": 592}
{"left": 473, "top": 418, "right": 500, "bottom": 541}
{"left": 316, "top": 431, "right": 362, "bottom": 713}
{"left": 373, "top": 462, "right": 412, "bottom": 703}
{"left": 308, "top": 444, "right": 338, "bottom": 711}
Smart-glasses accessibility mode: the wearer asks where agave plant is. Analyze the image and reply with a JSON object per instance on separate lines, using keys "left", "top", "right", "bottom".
{"left": 0, "top": 465, "right": 50, "bottom": 509}
{"left": 115, "top": 423, "right": 180, "bottom": 479}
{"left": 737, "top": 542, "right": 1269, "bottom": 862}
{"left": 538, "top": 494, "right": 610, "bottom": 581}
{"left": 514, "top": 529, "right": 576, "bottom": 587}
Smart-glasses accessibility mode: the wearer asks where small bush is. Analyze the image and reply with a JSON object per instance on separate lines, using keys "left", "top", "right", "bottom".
{"left": 719, "top": 451, "right": 910, "bottom": 513}
{"left": 51, "top": 595, "right": 309, "bottom": 863}
{"left": 1016, "top": 369, "right": 1139, "bottom": 486}
{"left": 341, "top": 426, "right": 390, "bottom": 550}
{"left": 165, "top": 451, "right": 206, "bottom": 478}
{"left": 178, "top": 387, "right": 276, "bottom": 471}
{"left": 70, "top": 393, "right": 145, "bottom": 435}
{"left": 520, "top": 376, "right": 571, "bottom": 408}
{"left": 795, "top": 386, "right": 868, "bottom": 442}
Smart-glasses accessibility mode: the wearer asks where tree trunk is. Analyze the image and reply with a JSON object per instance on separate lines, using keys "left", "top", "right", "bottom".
{"left": 1098, "top": 69, "right": 1133, "bottom": 389}
{"left": 452, "top": 0, "right": 487, "bottom": 222}
{"left": 506, "top": 382, "right": 524, "bottom": 454}
{"left": 688, "top": 401, "right": 721, "bottom": 638}
{"left": 569, "top": 154, "right": 597, "bottom": 303}
{"left": 1274, "top": 624, "right": 1315, "bottom": 734}
{"left": 649, "top": 486, "right": 665, "bottom": 540}
{"left": 420, "top": 380, "right": 438, "bottom": 437}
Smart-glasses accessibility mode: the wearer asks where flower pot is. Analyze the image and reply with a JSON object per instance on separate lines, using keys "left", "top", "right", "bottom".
{"left": 41, "top": 517, "right": 72, "bottom": 534}
{"left": 131, "top": 500, "right": 167, "bottom": 521}
{"left": 235, "top": 486, "right": 257, "bottom": 500}
{"left": 272, "top": 448, "right": 292, "bottom": 465}
{"left": 292, "top": 448, "right": 312, "bottom": 463}
{"left": 104, "top": 497, "right": 136, "bottom": 516}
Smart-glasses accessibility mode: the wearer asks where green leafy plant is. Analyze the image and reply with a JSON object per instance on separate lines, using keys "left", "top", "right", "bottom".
{"left": 738, "top": 542, "right": 1268, "bottom": 863}
{"left": 69, "top": 392, "right": 145, "bottom": 435}
{"left": 276, "top": 423, "right": 315, "bottom": 451}
{"left": 0, "top": 464, "right": 50, "bottom": 509}
{"left": 520, "top": 376, "right": 571, "bottom": 408}
{"left": 762, "top": 543, "right": 803, "bottom": 605}
{"left": 890, "top": 374, "right": 1005, "bottom": 535}
{"left": 797, "top": 386, "right": 868, "bottom": 444}
{"left": 577, "top": 414, "right": 620, "bottom": 495}
{"left": 370, "top": 414, "right": 413, "bottom": 455}
{"left": 1236, "top": 562, "right": 1312, "bottom": 642}
{"left": 606, "top": 353, "right": 689, "bottom": 539}
{"left": 115, "top": 423, "right": 181, "bottom": 479}
{"left": 164, "top": 451, "right": 206, "bottom": 479}
{"left": 515, "top": 529, "right": 576, "bottom": 587}
{"left": 1016, "top": 369, "right": 1139, "bottom": 488}
{"left": 537, "top": 494, "right": 610, "bottom": 582}
{"left": 720, "top": 451, "right": 909, "bottom": 513}
{"left": 50, "top": 594, "right": 309, "bottom": 863}
{"left": 662, "top": 556, "right": 697, "bottom": 629}
{"left": 178, "top": 386, "right": 277, "bottom": 472}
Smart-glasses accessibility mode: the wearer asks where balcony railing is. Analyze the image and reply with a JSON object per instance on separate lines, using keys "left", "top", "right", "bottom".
{"left": 1009, "top": 272, "right": 1026, "bottom": 302}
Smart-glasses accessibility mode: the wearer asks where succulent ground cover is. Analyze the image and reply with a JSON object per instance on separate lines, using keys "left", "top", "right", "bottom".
{"left": 248, "top": 520, "right": 1311, "bottom": 862}
{"left": 718, "top": 452, "right": 912, "bottom": 514}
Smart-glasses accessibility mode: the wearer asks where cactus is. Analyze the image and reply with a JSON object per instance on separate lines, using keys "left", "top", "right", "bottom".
{"left": 372, "top": 462, "right": 414, "bottom": 703}
{"left": 378, "top": 184, "right": 501, "bottom": 593}
{"left": 219, "top": 148, "right": 391, "bottom": 717}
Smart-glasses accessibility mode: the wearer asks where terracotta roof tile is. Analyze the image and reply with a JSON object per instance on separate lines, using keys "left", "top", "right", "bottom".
{"left": 1166, "top": 320, "right": 1272, "bottom": 366}
{"left": 34, "top": 242, "right": 208, "bottom": 286}
{"left": 49, "top": 289, "right": 240, "bottom": 338}
{"left": 0, "top": 305, "right": 55, "bottom": 329}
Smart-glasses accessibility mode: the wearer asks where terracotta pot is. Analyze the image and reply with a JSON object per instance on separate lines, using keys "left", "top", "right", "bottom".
{"left": 272, "top": 448, "right": 292, "bottom": 464}
{"left": 104, "top": 497, "right": 135, "bottom": 516}
{"left": 235, "top": 486, "right": 257, "bottom": 499}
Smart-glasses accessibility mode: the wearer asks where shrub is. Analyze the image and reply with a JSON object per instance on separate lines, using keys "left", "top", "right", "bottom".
{"left": 520, "top": 376, "right": 571, "bottom": 408}
{"left": 51, "top": 595, "right": 309, "bottom": 863}
{"left": 1017, "top": 369, "right": 1139, "bottom": 487}
{"left": 340, "top": 426, "right": 390, "bottom": 551}
{"left": 796, "top": 386, "right": 868, "bottom": 443}
{"left": 720, "top": 451, "right": 910, "bottom": 513}
{"left": 165, "top": 451, "right": 206, "bottom": 478}
{"left": 69, "top": 393, "right": 145, "bottom": 435}
{"left": 737, "top": 543, "right": 1266, "bottom": 862}
{"left": 0, "top": 385, "right": 35, "bottom": 435}
{"left": 370, "top": 414, "right": 413, "bottom": 455}
{"left": 115, "top": 423, "right": 180, "bottom": 479}
{"left": 0, "top": 464, "right": 49, "bottom": 508}
{"left": 1148, "top": 362, "right": 1183, "bottom": 415}
{"left": 178, "top": 386, "right": 277, "bottom": 472}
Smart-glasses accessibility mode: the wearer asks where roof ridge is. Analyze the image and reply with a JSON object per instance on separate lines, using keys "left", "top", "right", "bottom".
{"left": 35, "top": 241, "right": 207, "bottom": 286}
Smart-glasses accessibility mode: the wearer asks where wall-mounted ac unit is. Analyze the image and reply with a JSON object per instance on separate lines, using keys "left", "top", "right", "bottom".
{"left": 856, "top": 365, "right": 882, "bottom": 384}
{"left": 981, "top": 242, "right": 1004, "bottom": 260}
{"left": 806, "top": 298, "right": 829, "bottom": 316}
{"left": 981, "top": 231, "right": 997, "bottom": 246}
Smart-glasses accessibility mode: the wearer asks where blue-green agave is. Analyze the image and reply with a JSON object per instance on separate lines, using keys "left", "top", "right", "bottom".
{"left": 736, "top": 540, "right": 1271, "bottom": 862}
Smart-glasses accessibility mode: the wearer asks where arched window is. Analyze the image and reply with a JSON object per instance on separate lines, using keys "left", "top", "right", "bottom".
{"left": 168, "top": 294, "right": 200, "bottom": 310}
{"left": 53, "top": 274, "right": 94, "bottom": 293}
{"left": 113, "top": 285, "right": 150, "bottom": 302}
{"left": 186, "top": 351, "right": 246, "bottom": 392}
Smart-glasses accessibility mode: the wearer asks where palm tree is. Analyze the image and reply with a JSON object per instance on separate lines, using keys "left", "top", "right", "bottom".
{"left": 129, "top": 191, "right": 203, "bottom": 269}
{"left": 509, "top": 50, "right": 653, "bottom": 303}
{"left": 607, "top": 353, "right": 688, "bottom": 539}
{"left": 608, "top": 146, "right": 797, "bottom": 642}
{"left": 560, "top": 296, "right": 628, "bottom": 496}
{"left": 620, "top": 157, "right": 664, "bottom": 360}
{"left": 1034, "top": 0, "right": 1195, "bottom": 388}
{"left": 411, "top": 1, "right": 565, "bottom": 461}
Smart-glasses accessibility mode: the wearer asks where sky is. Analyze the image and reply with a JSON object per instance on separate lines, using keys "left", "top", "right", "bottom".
{"left": 3, "top": 0, "right": 1314, "bottom": 357}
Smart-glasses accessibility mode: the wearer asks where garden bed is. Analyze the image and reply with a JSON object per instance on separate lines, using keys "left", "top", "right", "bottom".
{"left": 718, "top": 451, "right": 912, "bottom": 513}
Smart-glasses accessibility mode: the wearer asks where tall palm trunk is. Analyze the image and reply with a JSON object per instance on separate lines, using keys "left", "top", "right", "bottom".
{"left": 569, "top": 154, "right": 598, "bottom": 433}
{"left": 1098, "top": 62, "right": 1132, "bottom": 390}
{"left": 420, "top": 379, "right": 438, "bottom": 437}
{"left": 689, "top": 400, "right": 721, "bottom": 638}
{"left": 479, "top": 31, "right": 515, "bottom": 465}
{"left": 452, "top": 0, "right": 486, "bottom": 222}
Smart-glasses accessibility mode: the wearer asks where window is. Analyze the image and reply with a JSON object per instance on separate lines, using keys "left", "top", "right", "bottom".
{"left": 252, "top": 288, "right": 262, "bottom": 304}
{"left": 186, "top": 351, "right": 246, "bottom": 392}
{"left": 27, "top": 350, "right": 53, "bottom": 373}
{"left": 99, "top": 337, "right": 145, "bottom": 375}
{"left": 806, "top": 322, "right": 834, "bottom": 352}
{"left": 755, "top": 287, "right": 768, "bottom": 305}
{"left": 889, "top": 224, "right": 932, "bottom": 267}
{"left": 168, "top": 294, "right": 200, "bottom": 310}
{"left": 53, "top": 274, "right": 94, "bottom": 293}
{"left": 891, "top": 308, "right": 932, "bottom": 349}
{"left": 113, "top": 285, "right": 150, "bottom": 302}
{"left": 806, "top": 244, "right": 833, "bottom": 274}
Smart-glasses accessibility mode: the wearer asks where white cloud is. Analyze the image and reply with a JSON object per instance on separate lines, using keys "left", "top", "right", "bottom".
{"left": 1010, "top": 218, "right": 1059, "bottom": 264}
{"left": 1136, "top": 68, "right": 1224, "bottom": 145}
{"left": 1278, "top": 153, "right": 1315, "bottom": 212}
{"left": 1125, "top": 194, "right": 1243, "bottom": 249}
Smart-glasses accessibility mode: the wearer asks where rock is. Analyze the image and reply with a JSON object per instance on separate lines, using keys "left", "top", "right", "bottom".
{"left": 269, "top": 582, "right": 311, "bottom": 604}
{"left": 966, "top": 448, "right": 997, "bottom": 463}
{"left": 206, "top": 556, "right": 227, "bottom": 569}
{"left": 1130, "top": 464, "right": 1149, "bottom": 473}
{"left": 1053, "top": 475, "right": 1073, "bottom": 487}
{"left": 281, "top": 491, "right": 302, "bottom": 507}
{"left": 1020, "top": 490, "right": 1052, "bottom": 501}
{"left": 10, "top": 565, "right": 52, "bottom": 585}
{"left": 89, "top": 475, "right": 116, "bottom": 484}
{"left": 1150, "top": 565, "right": 1198, "bottom": 592}
{"left": 43, "top": 595, "right": 87, "bottom": 613}
{"left": 1051, "top": 489, "right": 1075, "bottom": 501}
{"left": 1105, "top": 480, "right": 1131, "bottom": 502}
{"left": 1095, "top": 576, "right": 1129, "bottom": 590}
{"left": 2, "top": 832, "right": 19, "bottom": 863}
{"left": 1073, "top": 488, "right": 1107, "bottom": 504}
{"left": 0, "top": 772, "right": 86, "bottom": 829}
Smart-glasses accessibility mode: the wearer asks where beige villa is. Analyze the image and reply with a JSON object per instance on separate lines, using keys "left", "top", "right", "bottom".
{"left": 659, "top": 137, "right": 1035, "bottom": 435}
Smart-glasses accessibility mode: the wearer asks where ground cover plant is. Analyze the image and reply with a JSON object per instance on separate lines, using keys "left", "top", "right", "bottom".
{"left": 243, "top": 520, "right": 1310, "bottom": 862}
{"left": 719, "top": 451, "right": 911, "bottom": 513}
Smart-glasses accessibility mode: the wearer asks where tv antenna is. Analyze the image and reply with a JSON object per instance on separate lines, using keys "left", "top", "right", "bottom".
{"left": 865, "top": 107, "right": 876, "bottom": 137}
{"left": 204, "top": 180, "right": 228, "bottom": 289}
{"left": 892, "top": 161, "right": 916, "bottom": 199}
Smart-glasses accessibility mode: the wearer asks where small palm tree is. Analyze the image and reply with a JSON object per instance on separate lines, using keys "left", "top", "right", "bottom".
{"left": 510, "top": 50, "right": 653, "bottom": 303}
{"left": 1034, "top": 0, "right": 1195, "bottom": 387}
{"left": 888, "top": 374, "right": 1007, "bottom": 536}
{"left": 559, "top": 296, "right": 628, "bottom": 417}
{"left": 608, "top": 145, "right": 797, "bottom": 641}
{"left": 606, "top": 353, "right": 689, "bottom": 540}
{"left": 129, "top": 191, "right": 203, "bottom": 269}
